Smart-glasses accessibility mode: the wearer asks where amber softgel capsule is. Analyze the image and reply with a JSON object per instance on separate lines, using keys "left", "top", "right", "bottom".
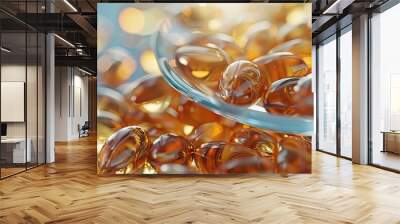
{"left": 231, "top": 128, "right": 279, "bottom": 157}
{"left": 190, "top": 33, "right": 244, "bottom": 60}
{"left": 194, "top": 141, "right": 272, "bottom": 174}
{"left": 278, "top": 23, "right": 311, "bottom": 42}
{"left": 268, "top": 38, "right": 312, "bottom": 71}
{"left": 263, "top": 74, "right": 313, "bottom": 117}
{"left": 148, "top": 133, "right": 193, "bottom": 171}
{"left": 253, "top": 52, "right": 308, "bottom": 90}
{"left": 189, "top": 122, "right": 230, "bottom": 148}
{"left": 123, "top": 75, "right": 179, "bottom": 114}
{"left": 278, "top": 135, "right": 311, "bottom": 174}
{"left": 98, "top": 86, "right": 147, "bottom": 127}
{"left": 218, "top": 60, "right": 264, "bottom": 106}
{"left": 175, "top": 45, "right": 229, "bottom": 90}
{"left": 178, "top": 5, "right": 222, "bottom": 31}
{"left": 177, "top": 99, "right": 220, "bottom": 127}
{"left": 243, "top": 21, "right": 278, "bottom": 60}
{"left": 98, "top": 126, "right": 149, "bottom": 174}
{"left": 97, "top": 110, "right": 123, "bottom": 144}
{"left": 98, "top": 48, "right": 136, "bottom": 87}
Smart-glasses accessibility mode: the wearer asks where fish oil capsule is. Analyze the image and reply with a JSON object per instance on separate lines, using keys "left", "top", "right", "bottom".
{"left": 229, "top": 21, "right": 255, "bottom": 48}
{"left": 263, "top": 74, "right": 313, "bottom": 117}
{"left": 98, "top": 48, "right": 136, "bottom": 87}
{"left": 178, "top": 5, "right": 222, "bottom": 31}
{"left": 97, "top": 110, "right": 123, "bottom": 144}
{"left": 158, "top": 164, "right": 195, "bottom": 174}
{"left": 189, "top": 122, "right": 229, "bottom": 148}
{"left": 175, "top": 45, "right": 229, "bottom": 90}
{"left": 218, "top": 155, "right": 274, "bottom": 174}
{"left": 243, "top": 21, "right": 278, "bottom": 60}
{"left": 136, "top": 122, "right": 166, "bottom": 142}
{"left": 191, "top": 33, "right": 244, "bottom": 60}
{"left": 278, "top": 135, "right": 311, "bottom": 174}
{"left": 148, "top": 111, "right": 187, "bottom": 136}
{"left": 268, "top": 39, "right": 312, "bottom": 71}
{"left": 98, "top": 86, "right": 126, "bottom": 116}
{"left": 194, "top": 141, "right": 272, "bottom": 174}
{"left": 98, "top": 86, "right": 146, "bottom": 126}
{"left": 98, "top": 126, "right": 149, "bottom": 174}
{"left": 148, "top": 133, "right": 193, "bottom": 171}
{"left": 278, "top": 23, "right": 311, "bottom": 42}
{"left": 253, "top": 52, "right": 308, "bottom": 89}
{"left": 123, "top": 75, "right": 179, "bottom": 114}
{"left": 231, "top": 128, "right": 279, "bottom": 157}
{"left": 218, "top": 60, "right": 263, "bottom": 106}
{"left": 177, "top": 98, "right": 220, "bottom": 127}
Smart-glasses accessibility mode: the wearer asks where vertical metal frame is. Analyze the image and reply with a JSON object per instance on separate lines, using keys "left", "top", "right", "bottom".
{"left": 0, "top": 20, "right": 2, "bottom": 179}
{"left": 25, "top": 0, "right": 28, "bottom": 171}
{"left": 367, "top": 10, "right": 373, "bottom": 166}
{"left": 315, "top": 44, "right": 320, "bottom": 151}
{"left": 44, "top": 0, "right": 48, "bottom": 164}
{"left": 36, "top": 0, "right": 39, "bottom": 168}
{"left": 315, "top": 24, "right": 353, "bottom": 161}
{"left": 336, "top": 25, "right": 341, "bottom": 157}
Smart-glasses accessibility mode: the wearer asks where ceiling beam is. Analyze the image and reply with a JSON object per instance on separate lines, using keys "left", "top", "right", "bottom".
{"left": 55, "top": 55, "right": 96, "bottom": 72}
{"left": 67, "top": 13, "right": 97, "bottom": 39}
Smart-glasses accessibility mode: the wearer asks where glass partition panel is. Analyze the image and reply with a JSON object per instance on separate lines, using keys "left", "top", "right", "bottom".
{"left": 371, "top": 4, "right": 400, "bottom": 171}
{"left": 317, "top": 36, "right": 337, "bottom": 154}
{"left": 1, "top": 30, "right": 28, "bottom": 177}
{"left": 0, "top": 1, "right": 46, "bottom": 179}
{"left": 339, "top": 28, "right": 352, "bottom": 158}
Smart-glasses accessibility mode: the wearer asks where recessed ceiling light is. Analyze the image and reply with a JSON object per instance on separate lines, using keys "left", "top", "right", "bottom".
{"left": 78, "top": 67, "right": 93, "bottom": 76}
{"left": 323, "top": 0, "right": 354, "bottom": 15}
{"left": 1, "top": 47, "right": 11, "bottom": 53}
{"left": 54, "top": 34, "right": 75, "bottom": 48}
{"left": 63, "top": 0, "right": 78, "bottom": 12}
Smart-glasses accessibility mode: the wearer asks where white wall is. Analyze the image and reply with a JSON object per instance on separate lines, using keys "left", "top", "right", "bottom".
{"left": 1, "top": 64, "right": 46, "bottom": 163}
{"left": 54, "top": 67, "right": 89, "bottom": 141}
{"left": 1, "top": 65, "right": 37, "bottom": 138}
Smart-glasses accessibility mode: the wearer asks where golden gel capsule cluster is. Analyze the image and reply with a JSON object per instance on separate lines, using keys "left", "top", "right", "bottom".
{"left": 97, "top": 75, "right": 311, "bottom": 175}
{"left": 173, "top": 20, "right": 312, "bottom": 117}
{"left": 97, "top": 4, "right": 312, "bottom": 175}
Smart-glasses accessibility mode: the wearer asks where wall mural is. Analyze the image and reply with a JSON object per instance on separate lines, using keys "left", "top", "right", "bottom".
{"left": 97, "top": 3, "right": 313, "bottom": 175}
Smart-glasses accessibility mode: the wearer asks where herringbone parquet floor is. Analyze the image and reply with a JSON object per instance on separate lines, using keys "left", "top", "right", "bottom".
{"left": 1, "top": 136, "right": 399, "bottom": 224}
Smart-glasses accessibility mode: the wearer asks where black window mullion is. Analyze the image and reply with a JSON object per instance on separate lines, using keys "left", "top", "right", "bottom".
{"left": 36, "top": 0, "right": 39, "bottom": 167}
{"left": 25, "top": 0, "right": 28, "bottom": 171}
{"left": 336, "top": 26, "right": 341, "bottom": 157}
{"left": 367, "top": 11, "right": 373, "bottom": 165}
{"left": 315, "top": 45, "right": 319, "bottom": 151}
{"left": 0, "top": 22, "right": 2, "bottom": 179}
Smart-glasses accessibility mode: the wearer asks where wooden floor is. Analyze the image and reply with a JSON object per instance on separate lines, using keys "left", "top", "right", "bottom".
{"left": 0, "top": 167, "right": 26, "bottom": 178}
{"left": 1, "top": 136, "right": 400, "bottom": 224}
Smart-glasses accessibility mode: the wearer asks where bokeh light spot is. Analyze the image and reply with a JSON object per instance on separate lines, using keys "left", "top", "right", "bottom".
{"left": 140, "top": 50, "right": 161, "bottom": 75}
{"left": 119, "top": 8, "right": 145, "bottom": 34}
